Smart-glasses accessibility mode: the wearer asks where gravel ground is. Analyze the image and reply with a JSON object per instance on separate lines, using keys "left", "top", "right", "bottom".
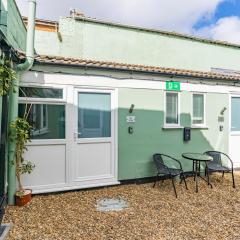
{"left": 3, "top": 173, "right": 240, "bottom": 240}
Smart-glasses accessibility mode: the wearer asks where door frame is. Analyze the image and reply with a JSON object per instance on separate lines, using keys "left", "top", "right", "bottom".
{"left": 229, "top": 93, "right": 240, "bottom": 136}
{"left": 229, "top": 93, "right": 240, "bottom": 168}
{"left": 69, "top": 87, "right": 119, "bottom": 187}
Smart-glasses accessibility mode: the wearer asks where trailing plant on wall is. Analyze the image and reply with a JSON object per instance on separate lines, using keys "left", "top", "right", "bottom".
{"left": 10, "top": 104, "right": 35, "bottom": 193}
{"left": 0, "top": 61, "right": 16, "bottom": 96}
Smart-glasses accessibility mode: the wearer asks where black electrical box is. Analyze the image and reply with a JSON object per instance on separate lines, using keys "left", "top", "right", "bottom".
{"left": 183, "top": 127, "right": 191, "bottom": 141}
{"left": 128, "top": 126, "right": 134, "bottom": 134}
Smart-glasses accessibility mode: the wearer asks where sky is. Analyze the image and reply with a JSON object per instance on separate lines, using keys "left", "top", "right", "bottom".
{"left": 15, "top": 0, "right": 240, "bottom": 44}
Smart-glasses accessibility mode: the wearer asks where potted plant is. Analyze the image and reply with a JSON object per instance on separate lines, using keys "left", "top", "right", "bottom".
{"left": 10, "top": 106, "right": 35, "bottom": 206}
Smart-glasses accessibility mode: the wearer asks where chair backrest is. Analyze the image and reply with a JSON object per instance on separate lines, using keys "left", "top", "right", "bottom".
{"left": 153, "top": 154, "right": 168, "bottom": 174}
{"left": 204, "top": 151, "right": 222, "bottom": 165}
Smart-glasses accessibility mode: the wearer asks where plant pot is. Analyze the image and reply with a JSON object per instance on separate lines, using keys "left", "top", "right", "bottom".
{"left": 15, "top": 189, "right": 32, "bottom": 207}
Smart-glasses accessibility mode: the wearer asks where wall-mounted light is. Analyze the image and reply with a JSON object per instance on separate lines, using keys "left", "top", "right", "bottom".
{"left": 129, "top": 104, "right": 135, "bottom": 113}
{"left": 220, "top": 107, "right": 227, "bottom": 115}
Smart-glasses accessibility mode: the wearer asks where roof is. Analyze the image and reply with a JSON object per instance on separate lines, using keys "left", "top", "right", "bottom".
{"left": 18, "top": 52, "right": 240, "bottom": 81}
{"left": 23, "top": 16, "right": 240, "bottom": 49}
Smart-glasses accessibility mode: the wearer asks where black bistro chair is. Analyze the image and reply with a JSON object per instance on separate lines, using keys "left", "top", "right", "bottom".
{"left": 153, "top": 154, "right": 188, "bottom": 198}
{"left": 204, "top": 151, "right": 235, "bottom": 188}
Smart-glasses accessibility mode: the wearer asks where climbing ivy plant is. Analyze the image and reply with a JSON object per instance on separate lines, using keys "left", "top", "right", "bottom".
{"left": 0, "top": 61, "right": 16, "bottom": 96}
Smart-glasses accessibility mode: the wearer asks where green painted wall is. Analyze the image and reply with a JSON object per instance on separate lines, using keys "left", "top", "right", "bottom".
{"left": 35, "top": 17, "right": 240, "bottom": 72}
{"left": 6, "top": 0, "right": 26, "bottom": 50}
{"left": 118, "top": 88, "right": 229, "bottom": 180}
{"left": 0, "top": 0, "right": 7, "bottom": 36}
{"left": 35, "top": 30, "right": 60, "bottom": 56}
{"left": 0, "top": 0, "right": 26, "bottom": 50}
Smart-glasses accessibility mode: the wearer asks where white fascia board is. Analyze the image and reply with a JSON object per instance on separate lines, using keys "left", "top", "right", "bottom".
{"left": 21, "top": 71, "right": 240, "bottom": 94}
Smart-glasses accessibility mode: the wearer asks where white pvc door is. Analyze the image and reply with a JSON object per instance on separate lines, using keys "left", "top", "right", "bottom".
{"left": 230, "top": 95, "right": 240, "bottom": 168}
{"left": 72, "top": 89, "right": 118, "bottom": 188}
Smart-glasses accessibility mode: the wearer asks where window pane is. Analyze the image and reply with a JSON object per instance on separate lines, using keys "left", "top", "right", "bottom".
{"left": 193, "top": 94, "right": 204, "bottom": 124}
{"left": 231, "top": 97, "right": 240, "bottom": 131}
{"left": 19, "top": 87, "right": 63, "bottom": 99}
{"left": 166, "top": 92, "right": 178, "bottom": 124}
{"left": 19, "top": 104, "right": 65, "bottom": 139}
{"left": 78, "top": 92, "right": 111, "bottom": 138}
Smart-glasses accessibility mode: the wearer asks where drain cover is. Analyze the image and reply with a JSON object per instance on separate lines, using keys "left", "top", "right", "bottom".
{"left": 96, "top": 198, "right": 128, "bottom": 212}
{"left": 0, "top": 224, "right": 12, "bottom": 240}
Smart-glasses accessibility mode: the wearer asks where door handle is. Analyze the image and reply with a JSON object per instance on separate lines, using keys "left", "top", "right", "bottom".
{"left": 74, "top": 132, "right": 81, "bottom": 141}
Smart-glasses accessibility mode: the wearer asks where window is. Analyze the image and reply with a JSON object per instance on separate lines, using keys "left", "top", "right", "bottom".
{"left": 19, "top": 86, "right": 65, "bottom": 140}
{"left": 231, "top": 97, "right": 240, "bottom": 131}
{"left": 78, "top": 92, "right": 111, "bottom": 138}
{"left": 165, "top": 92, "right": 179, "bottom": 125}
{"left": 31, "top": 104, "right": 48, "bottom": 136}
{"left": 192, "top": 94, "right": 205, "bottom": 125}
{"left": 19, "top": 87, "right": 63, "bottom": 99}
{"left": 19, "top": 104, "right": 65, "bottom": 139}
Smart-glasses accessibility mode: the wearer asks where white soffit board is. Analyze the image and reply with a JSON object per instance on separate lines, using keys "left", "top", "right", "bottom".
{"left": 21, "top": 71, "right": 240, "bottom": 94}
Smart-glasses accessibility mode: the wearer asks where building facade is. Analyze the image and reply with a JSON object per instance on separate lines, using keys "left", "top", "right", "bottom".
{"left": 19, "top": 16, "right": 240, "bottom": 192}
{"left": 2, "top": 2, "right": 240, "bottom": 195}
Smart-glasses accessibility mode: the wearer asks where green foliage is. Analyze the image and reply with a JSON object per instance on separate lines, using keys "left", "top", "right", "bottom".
{"left": 10, "top": 115, "right": 35, "bottom": 191}
{"left": 0, "top": 62, "right": 16, "bottom": 96}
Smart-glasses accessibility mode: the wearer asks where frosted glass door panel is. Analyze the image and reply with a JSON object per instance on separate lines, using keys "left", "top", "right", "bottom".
{"left": 78, "top": 93, "right": 111, "bottom": 138}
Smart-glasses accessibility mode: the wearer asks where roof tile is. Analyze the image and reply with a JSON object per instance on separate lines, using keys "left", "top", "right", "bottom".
{"left": 19, "top": 52, "right": 240, "bottom": 81}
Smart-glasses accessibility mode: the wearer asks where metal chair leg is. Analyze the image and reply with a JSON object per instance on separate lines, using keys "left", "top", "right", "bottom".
{"left": 232, "top": 169, "right": 236, "bottom": 188}
{"left": 171, "top": 176, "right": 177, "bottom": 198}
{"left": 183, "top": 177, "right": 188, "bottom": 190}
{"left": 180, "top": 175, "right": 183, "bottom": 184}
{"left": 222, "top": 171, "right": 224, "bottom": 178}
{"left": 180, "top": 172, "right": 188, "bottom": 190}
{"left": 206, "top": 168, "right": 213, "bottom": 188}
{"left": 153, "top": 173, "right": 159, "bottom": 188}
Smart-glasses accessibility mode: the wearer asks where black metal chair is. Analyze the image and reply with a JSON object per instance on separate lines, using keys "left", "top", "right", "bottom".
{"left": 153, "top": 154, "right": 188, "bottom": 198}
{"left": 204, "top": 151, "right": 235, "bottom": 188}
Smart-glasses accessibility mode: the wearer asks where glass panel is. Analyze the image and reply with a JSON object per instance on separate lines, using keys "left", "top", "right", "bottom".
{"left": 231, "top": 97, "right": 240, "bottom": 131}
{"left": 19, "top": 87, "right": 63, "bottom": 99}
{"left": 78, "top": 92, "right": 111, "bottom": 138}
{"left": 166, "top": 92, "right": 178, "bottom": 124}
{"left": 19, "top": 104, "right": 65, "bottom": 139}
{"left": 193, "top": 94, "right": 204, "bottom": 124}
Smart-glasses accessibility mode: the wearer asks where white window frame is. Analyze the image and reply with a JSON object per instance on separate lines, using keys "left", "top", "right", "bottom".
{"left": 31, "top": 104, "right": 49, "bottom": 136}
{"left": 19, "top": 84, "right": 66, "bottom": 103}
{"left": 164, "top": 91, "right": 181, "bottom": 128}
{"left": 230, "top": 94, "right": 240, "bottom": 135}
{"left": 191, "top": 92, "right": 206, "bottom": 128}
{"left": 18, "top": 84, "right": 67, "bottom": 141}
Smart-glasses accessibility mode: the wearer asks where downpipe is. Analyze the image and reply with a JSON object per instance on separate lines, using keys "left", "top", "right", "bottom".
{"left": 7, "top": 0, "right": 36, "bottom": 205}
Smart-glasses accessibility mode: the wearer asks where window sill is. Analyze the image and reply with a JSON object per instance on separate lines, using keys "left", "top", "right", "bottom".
{"left": 162, "top": 125, "right": 184, "bottom": 129}
{"left": 191, "top": 125, "right": 209, "bottom": 129}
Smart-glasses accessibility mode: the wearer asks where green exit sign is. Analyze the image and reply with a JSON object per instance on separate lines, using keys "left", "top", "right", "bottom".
{"left": 166, "top": 81, "right": 181, "bottom": 91}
